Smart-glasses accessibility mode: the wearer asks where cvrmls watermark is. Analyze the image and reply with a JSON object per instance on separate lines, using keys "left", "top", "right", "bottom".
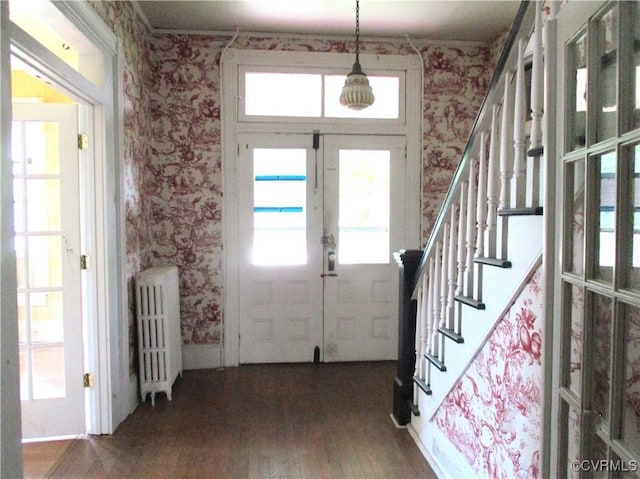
{"left": 570, "top": 459, "right": 638, "bottom": 473}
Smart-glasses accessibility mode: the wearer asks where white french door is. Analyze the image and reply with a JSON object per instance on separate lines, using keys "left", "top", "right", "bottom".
{"left": 12, "top": 103, "right": 85, "bottom": 439}
{"left": 554, "top": 1, "right": 640, "bottom": 476}
{"left": 238, "top": 133, "right": 405, "bottom": 363}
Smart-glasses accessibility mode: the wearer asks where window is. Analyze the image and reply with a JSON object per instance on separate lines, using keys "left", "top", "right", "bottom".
{"left": 239, "top": 67, "right": 403, "bottom": 122}
{"left": 9, "top": 0, "right": 106, "bottom": 89}
{"left": 338, "top": 149, "right": 390, "bottom": 264}
{"left": 252, "top": 148, "right": 307, "bottom": 265}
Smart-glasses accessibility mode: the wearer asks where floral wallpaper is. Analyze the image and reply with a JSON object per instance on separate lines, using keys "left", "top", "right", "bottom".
{"left": 91, "top": 2, "right": 506, "bottom": 353}
{"left": 434, "top": 266, "right": 544, "bottom": 478}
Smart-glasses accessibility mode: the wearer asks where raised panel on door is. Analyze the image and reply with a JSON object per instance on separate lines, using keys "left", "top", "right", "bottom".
{"left": 322, "top": 135, "right": 405, "bottom": 362}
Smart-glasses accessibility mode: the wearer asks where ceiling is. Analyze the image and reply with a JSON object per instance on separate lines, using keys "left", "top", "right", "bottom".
{"left": 135, "top": 0, "right": 522, "bottom": 42}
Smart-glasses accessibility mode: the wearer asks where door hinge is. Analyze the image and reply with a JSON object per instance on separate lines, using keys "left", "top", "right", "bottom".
{"left": 77, "top": 134, "right": 89, "bottom": 151}
{"left": 83, "top": 373, "right": 94, "bottom": 388}
{"left": 80, "top": 254, "right": 90, "bottom": 270}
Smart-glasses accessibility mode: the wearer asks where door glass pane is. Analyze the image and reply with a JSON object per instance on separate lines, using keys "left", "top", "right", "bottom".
{"left": 15, "top": 236, "right": 26, "bottom": 289}
{"left": 30, "top": 292, "right": 63, "bottom": 343}
{"left": 252, "top": 148, "right": 307, "bottom": 265}
{"left": 31, "top": 346, "right": 65, "bottom": 399}
{"left": 593, "top": 152, "right": 616, "bottom": 283}
{"left": 566, "top": 159, "right": 585, "bottom": 275}
{"left": 24, "top": 121, "right": 59, "bottom": 175}
{"left": 12, "top": 120, "right": 23, "bottom": 176}
{"left": 26, "top": 179, "right": 60, "bottom": 231}
{"left": 338, "top": 149, "right": 390, "bottom": 264}
{"left": 19, "top": 347, "right": 29, "bottom": 400}
{"left": 596, "top": 6, "right": 618, "bottom": 142}
{"left": 566, "top": 284, "right": 584, "bottom": 396}
{"left": 13, "top": 180, "right": 25, "bottom": 233}
{"left": 623, "top": 302, "right": 640, "bottom": 457}
{"left": 17, "top": 293, "right": 27, "bottom": 343}
{"left": 28, "top": 236, "right": 62, "bottom": 288}
{"left": 628, "top": 144, "right": 640, "bottom": 290}
{"left": 324, "top": 75, "right": 400, "bottom": 119}
{"left": 245, "top": 73, "right": 321, "bottom": 117}
{"left": 591, "top": 293, "right": 612, "bottom": 422}
{"left": 569, "top": 34, "right": 588, "bottom": 151}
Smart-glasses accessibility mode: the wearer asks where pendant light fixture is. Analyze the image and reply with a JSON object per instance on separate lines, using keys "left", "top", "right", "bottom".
{"left": 340, "top": 0, "right": 374, "bottom": 110}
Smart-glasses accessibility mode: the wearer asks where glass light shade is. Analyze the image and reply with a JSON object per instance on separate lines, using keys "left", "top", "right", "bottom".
{"left": 340, "top": 61, "right": 375, "bottom": 111}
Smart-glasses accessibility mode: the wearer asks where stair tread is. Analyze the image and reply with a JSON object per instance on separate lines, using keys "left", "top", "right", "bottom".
{"left": 527, "top": 146, "right": 544, "bottom": 157}
{"left": 425, "top": 352, "right": 447, "bottom": 372}
{"left": 454, "top": 295, "right": 486, "bottom": 310}
{"left": 438, "top": 326, "right": 464, "bottom": 344}
{"left": 413, "top": 376, "right": 431, "bottom": 399}
{"left": 498, "top": 206, "right": 544, "bottom": 216}
{"left": 474, "top": 256, "right": 512, "bottom": 268}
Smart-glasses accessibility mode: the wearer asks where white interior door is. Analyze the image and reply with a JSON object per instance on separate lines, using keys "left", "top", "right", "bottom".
{"left": 238, "top": 133, "right": 406, "bottom": 364}
{"left": 12, "top": 103, "right": 85, "bottom": 439}
{"left": 322, "top": 135, "right": 404, "bottom": 361}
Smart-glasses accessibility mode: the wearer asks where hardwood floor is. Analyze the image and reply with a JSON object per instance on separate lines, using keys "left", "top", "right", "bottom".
{"left": 24, "top": 362, "right": 436, "bottom": 478}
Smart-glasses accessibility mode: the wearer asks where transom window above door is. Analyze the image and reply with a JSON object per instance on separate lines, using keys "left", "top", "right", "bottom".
{"left": 239, "top": 67, "right": 403, "bottom": 122}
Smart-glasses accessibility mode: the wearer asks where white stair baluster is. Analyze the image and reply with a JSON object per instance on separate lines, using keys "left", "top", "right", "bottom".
{"left": 486, "top": 106, "right": 500, "bottom": 258}
{"left": 455, "top": 182, "right": 468, "bottom": 335}
{"left": 500, "top": 71, "right": 515, "bottom": 210}
{"left": 426, "top": 258, "right": 436, "bottom": 384}
{"left": 431, "top": 241, "right": 441, "bottom": 359}
{"left": 413, "top": 282, "right": 424, "bottom": 404}
{"left": 511, "top": 37, "right": 527, "bottom": 209}
{"left": 475, "top": 132, "right": 488, "bottom": 259}
{"left": 439, "top": 224, "right": 450, "bottom": 360}
{"left": 474, "top": 133, "right": 487, "bottom": 301}
{"left": 419, "top": 272, "right": 429, "bottom": 380}
{"left": 464, "top": 159, "right": 476, "bottom": 299}
{"left": 499, "top": 69, "right": 515, "bottom": 259}
{"left": 447, "top": 207, "right": 457, "bottom": 331}
{"left": 414, "top": 280, "right": 423, "bottom": 392}
{"left": 527, "top": 1, "right": 544, "bottom": 209}
{"left": 528, "top": 0, "right": 544, "bottom": 157}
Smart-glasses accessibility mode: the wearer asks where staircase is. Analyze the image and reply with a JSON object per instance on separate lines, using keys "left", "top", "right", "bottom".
{"left": 409, "top": 0, "right": 550, "bottom": 425}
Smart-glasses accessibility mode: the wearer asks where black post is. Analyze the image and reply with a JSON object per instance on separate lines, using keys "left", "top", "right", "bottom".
{"left": 392, "top": 249, "right": 423, "bottom": 426}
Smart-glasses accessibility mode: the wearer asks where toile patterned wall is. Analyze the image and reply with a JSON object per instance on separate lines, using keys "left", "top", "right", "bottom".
{"left": 434, "top": 265, "right": 544, "bottom": 478}
{"left": 91, "top": 0, "right": 506, "bottom": 352}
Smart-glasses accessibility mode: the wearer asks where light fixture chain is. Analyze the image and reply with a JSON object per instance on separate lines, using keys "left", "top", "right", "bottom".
{"left": 355, "top": 0, "right": 360, "bottom": 57}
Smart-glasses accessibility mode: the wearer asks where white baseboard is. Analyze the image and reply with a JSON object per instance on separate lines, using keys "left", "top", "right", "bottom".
{"left": 182, "top": 344, "right": 223, "bottom": 369}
